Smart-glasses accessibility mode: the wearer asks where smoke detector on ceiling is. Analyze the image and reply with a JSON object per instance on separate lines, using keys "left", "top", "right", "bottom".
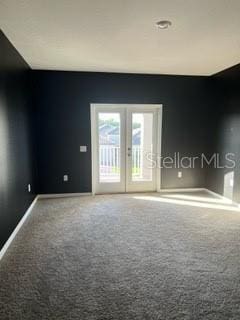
{"left": 156, "top": 20, "right": 172, "bottom": 29}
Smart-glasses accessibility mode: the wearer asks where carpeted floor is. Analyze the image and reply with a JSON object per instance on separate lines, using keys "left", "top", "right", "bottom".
{"left": 1, "top": 191, "right": 240, "bottom": 319}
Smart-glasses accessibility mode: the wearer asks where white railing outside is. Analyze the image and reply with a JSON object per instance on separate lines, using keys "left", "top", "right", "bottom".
{"left": 132, "top": 146, "right": 142, "bottom": 177}
{"left": 99, "top": 145, "right": 142, "bottom": 178}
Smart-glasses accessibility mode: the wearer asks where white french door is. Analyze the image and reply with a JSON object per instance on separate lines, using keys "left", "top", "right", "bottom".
{"left": 91, "top": 104, "right": 162, "bottom": 194}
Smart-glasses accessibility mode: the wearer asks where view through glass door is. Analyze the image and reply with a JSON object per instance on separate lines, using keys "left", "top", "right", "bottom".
{"left": 92, "top": 104, "right": 161, "bottom": 194}
{"left": 126, "top": 109, "right": 157, "bottom": 192}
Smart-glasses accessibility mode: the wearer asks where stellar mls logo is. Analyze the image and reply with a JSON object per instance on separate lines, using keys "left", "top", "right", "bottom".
{"left": 146, "top": 152, "right": 236, "bottom": 169}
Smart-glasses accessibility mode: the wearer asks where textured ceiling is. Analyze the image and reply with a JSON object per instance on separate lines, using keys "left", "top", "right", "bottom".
{"left": 0, "top": 0, "right": 240, "bottom": 75}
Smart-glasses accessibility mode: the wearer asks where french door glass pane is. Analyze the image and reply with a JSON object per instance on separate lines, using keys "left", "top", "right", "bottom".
{"left": 132, "top": 113, "right": 153, "bottom": 181}
{"left": 98, "top": 113, "right": 120, "bottom": 183}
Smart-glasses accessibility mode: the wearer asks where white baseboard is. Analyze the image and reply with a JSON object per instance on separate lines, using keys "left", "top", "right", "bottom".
{"left": 0, "top": 192, "right": 92, "bottom": 261}
{"left": 0, "top": 196, "right": 38, "bottom": 261}
{"left": 38, "top": 192, "right": 92, "bottom": 199}
{"left": 159, "top": 188, "right": 238, "bottom": 205}
{"left": 203, "top": 188, "right": 225, "bottom": 199}
{"left": 203, "top": 188, "right": 238, "bottom": 205}
{"left": 159, "top": 188, "right": 205, "bottom": 193}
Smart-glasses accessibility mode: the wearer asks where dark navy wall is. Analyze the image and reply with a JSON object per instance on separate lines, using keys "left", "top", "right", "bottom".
{"left": 206, "top": 64, "right": 240, "bottom": 202}
{"left": 0, "top": 31, "right": 35, "bottom": 249}
{"left": 32, "top": 71, "right": 213, "bottom": 193}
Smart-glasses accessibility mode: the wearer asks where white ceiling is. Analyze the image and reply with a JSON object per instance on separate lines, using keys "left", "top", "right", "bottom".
{"left": 0, "top": 0, "right": 240, "bottom": 75}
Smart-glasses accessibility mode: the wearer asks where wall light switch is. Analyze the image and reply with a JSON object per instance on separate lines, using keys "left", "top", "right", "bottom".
{"left": 80, "top": 145, "right": 87, "bottom": 152}
{"left": 63, "top": 175, "right": 68, "bottom": 182}
{"left": 178, "top": 171, "right": 182, "bottom": 178}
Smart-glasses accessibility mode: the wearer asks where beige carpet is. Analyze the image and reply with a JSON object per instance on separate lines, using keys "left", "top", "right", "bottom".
{"left": 1, "top": 191, "right": 240, "bottom": 319}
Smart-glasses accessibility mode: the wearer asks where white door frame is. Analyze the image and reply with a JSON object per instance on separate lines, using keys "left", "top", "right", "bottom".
{"left": 90, "top": 104, "right": 163, "bottom": 195}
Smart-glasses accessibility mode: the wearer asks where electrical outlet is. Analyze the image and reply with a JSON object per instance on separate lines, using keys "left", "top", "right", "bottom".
{"left": 63, "top": 175, "right": 68, "bottom": 182}
{"left": 80, "top": 145, "right": 87, "bottom": 152}
{"left": 178, "top": 171, "right": 182, "bottom": 178}
{"left": 28, "top": 184, "right": 31, "bottom": 192}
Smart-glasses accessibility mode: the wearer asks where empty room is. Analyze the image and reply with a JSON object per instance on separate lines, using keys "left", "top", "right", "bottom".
{"left": 1, "top": 1, "right": 240, "bottom": 319}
